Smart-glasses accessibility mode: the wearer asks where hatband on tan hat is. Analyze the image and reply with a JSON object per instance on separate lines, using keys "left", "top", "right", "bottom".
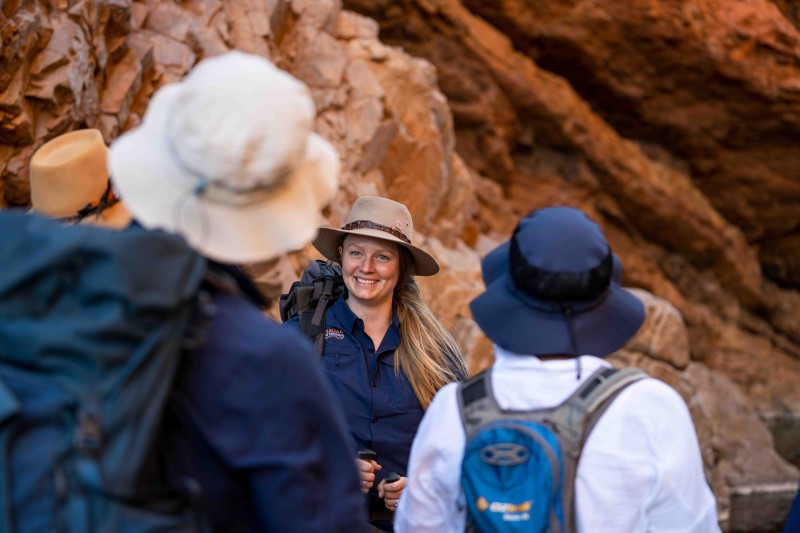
{"left": 313, "top": 196, "right": 439, "bottom": 276}
{"left": 29, "top": 129, "right": 131, "bottom": 229}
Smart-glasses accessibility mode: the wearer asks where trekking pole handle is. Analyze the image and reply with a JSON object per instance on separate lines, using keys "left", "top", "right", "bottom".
{"left": 357, "top": 449, "right": 377, "bottom": 462}
{"left": 384, "top": 472, "right": 401, "bottom": 484}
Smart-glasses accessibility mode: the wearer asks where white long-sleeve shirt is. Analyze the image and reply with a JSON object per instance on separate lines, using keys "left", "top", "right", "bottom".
{"left": 395, "top": 348, "right": 720, "bottom": 533}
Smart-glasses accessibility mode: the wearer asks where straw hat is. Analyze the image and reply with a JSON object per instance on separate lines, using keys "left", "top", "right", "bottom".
{"left": 470, "top": 207, "right": 644, "bottom": 357}
{"left": 313, "top": 196, "right": 439, "bottom": 276}
{"left": 109, "top": 51, "right": 340, "bottom": 264}
{"left": 29, "top": 129, "right": 132, "bottom": 228}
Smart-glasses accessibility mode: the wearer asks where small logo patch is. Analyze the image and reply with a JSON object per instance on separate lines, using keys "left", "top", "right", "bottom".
{"left": 476, "top": 497, "right": 489, "bottom": 512}
{"left": 476, "top": 497, "right": 532, "bottom": 521}
{"left": 324, "top": 328, "right": 344, "bottom": 340}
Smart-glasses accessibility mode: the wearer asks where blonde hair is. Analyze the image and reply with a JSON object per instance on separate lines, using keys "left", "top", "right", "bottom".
{"left": 393, "top": 248, "right": 466, "bottom": 409}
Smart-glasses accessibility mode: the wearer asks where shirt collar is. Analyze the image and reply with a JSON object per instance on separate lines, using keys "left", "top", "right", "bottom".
{"left": 493, "top": 345, "right": 608, "bottom": 373}
{"left": 330, "top": 295, "right": 358, "bottom": 333}
{"left": 329, "top": 295, "right": 402, "bottom": 350}
{"left": 330, "top": 294, "right": 402, "bottom": 328}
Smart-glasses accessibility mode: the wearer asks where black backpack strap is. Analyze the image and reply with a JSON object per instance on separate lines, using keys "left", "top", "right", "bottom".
{"left": 301, "top": 263, "right": 343, "bottom": 356}
{"left": 311, "top": 277, "right": 337, "bottom": 330}
{"left": 311, "top": 313, "right": 327, "bottom": 356}
{"left": 301, "top": 287, "right": 331, "bottom": 356}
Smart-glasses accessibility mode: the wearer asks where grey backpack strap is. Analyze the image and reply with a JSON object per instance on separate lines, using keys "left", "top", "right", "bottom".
{"left": 545, "top": 367, "right": 646, "bottom": 455}
{"left": 580, "top": 367, "right": 649, "bottom": 438}
{"left": 551, "top": 366, "right": 649, "bottom": 533}
{"left": 457, "top": 369, "right": 502, "bottom": 440}
{"left": 457, "top": 369, "right": 502, "bottom": 533}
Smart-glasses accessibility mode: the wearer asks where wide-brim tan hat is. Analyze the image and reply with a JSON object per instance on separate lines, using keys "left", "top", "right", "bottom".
{"left": 29, "top": 129, "right": 132, "bottom": 229}
{"left": 109, "top": 51, "right": 339, "bottom": 264}
{"left": 313, "top": 196, "right": 439, "bottom": 276}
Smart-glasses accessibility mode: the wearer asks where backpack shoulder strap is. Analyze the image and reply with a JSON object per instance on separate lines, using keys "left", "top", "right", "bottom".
{"left": 300, "top": 262, "right": 343, "bottom": 356}
{"left": 310, "top": 274, "right": 338, "bottom": 328}
{"left": 307, "top": 276, "right": 335, "bottom": 355}
{"left": 547, "top": 366, "right": 649, "bottom": 456}
{"left": 580, "top": 366, "right": 649, "bottom": 440}
{"left": 550, "top": 365, "right": 649, "bottom": 533}
{"left": 298, "top": 295, "right": 330, "bottom": 356}
{"left": 311, "top": 319, "right": 327, "bottom": 355}
{"left": 457, "top": 369, "right": 503, "bottom": 439}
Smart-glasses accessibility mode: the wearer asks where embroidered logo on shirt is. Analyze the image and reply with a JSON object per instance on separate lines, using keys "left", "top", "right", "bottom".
{"left": 324, "top": 328, "right": 345, "bottom": 340}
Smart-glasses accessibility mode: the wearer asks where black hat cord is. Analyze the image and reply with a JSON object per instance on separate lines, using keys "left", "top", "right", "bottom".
{"left": 564, "top": 304, "right": 582, "bottom": 380}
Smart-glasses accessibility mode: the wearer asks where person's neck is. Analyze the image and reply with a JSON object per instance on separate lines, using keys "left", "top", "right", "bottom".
{"left": 346, "top": 297, "right": 393, "bottom": 350}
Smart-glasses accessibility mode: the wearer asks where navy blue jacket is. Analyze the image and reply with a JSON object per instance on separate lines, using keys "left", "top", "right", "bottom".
{"left": 158, "top": 267, "right": 367, "bottom": 532}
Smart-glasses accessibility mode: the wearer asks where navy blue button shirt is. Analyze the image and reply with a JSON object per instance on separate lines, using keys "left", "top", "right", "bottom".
{"left": 160, "top": 273, "right": 368, "bottom": 533}
{"left": 286, "top": 295, "right": 422, "bottom": 491}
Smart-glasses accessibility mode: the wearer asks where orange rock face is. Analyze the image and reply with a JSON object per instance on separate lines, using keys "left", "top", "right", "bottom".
{"left": 2, "top": 0, "right": 799, "bottom": 529}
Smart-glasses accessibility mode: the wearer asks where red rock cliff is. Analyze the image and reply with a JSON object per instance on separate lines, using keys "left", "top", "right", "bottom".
{"left": 2, "top": 0, "right": 799, "bottom": 530}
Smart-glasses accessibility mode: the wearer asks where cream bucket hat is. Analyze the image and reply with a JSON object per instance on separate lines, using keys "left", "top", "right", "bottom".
{"left": 109, "top": 51, "right": 340, "bottom": 264}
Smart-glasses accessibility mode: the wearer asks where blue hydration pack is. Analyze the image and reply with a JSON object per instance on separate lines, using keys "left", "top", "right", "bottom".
{"left": 458, "top": 366, "right": 647, "bottom": 533}
{"left": 0, "top": 212, "right": 213, "bottom": 533}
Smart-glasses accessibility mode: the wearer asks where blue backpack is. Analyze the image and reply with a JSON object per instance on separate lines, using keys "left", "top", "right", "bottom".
{"left": 0, "top": 212, "right": 214, "bottom": 533}
{"left": 458, "top": 366, "right": 648, "bottom": 533}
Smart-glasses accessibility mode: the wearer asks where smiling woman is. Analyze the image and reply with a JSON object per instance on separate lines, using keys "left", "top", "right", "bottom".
{"left": 340, "top": 234, "right": 401, "bottom": 320}
{"left": 284, "top": 195, "right": 468, "bottom": 532}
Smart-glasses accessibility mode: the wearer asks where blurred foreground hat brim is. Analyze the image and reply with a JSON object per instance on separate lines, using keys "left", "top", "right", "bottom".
{"left": 109, "top": 51, "right": 340, "bottom": 264}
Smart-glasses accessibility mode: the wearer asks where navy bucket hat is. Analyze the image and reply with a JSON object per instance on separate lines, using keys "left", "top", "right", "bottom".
{"left": 470, "top": 207, "right": 644, "bottom": 357}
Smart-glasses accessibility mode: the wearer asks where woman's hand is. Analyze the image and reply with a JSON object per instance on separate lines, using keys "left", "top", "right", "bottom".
{"left": 378, "top": 475, "right": 406, "bottom": 511}
{"left": 355, "top": 458, "right": 381, "bottom": 494}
